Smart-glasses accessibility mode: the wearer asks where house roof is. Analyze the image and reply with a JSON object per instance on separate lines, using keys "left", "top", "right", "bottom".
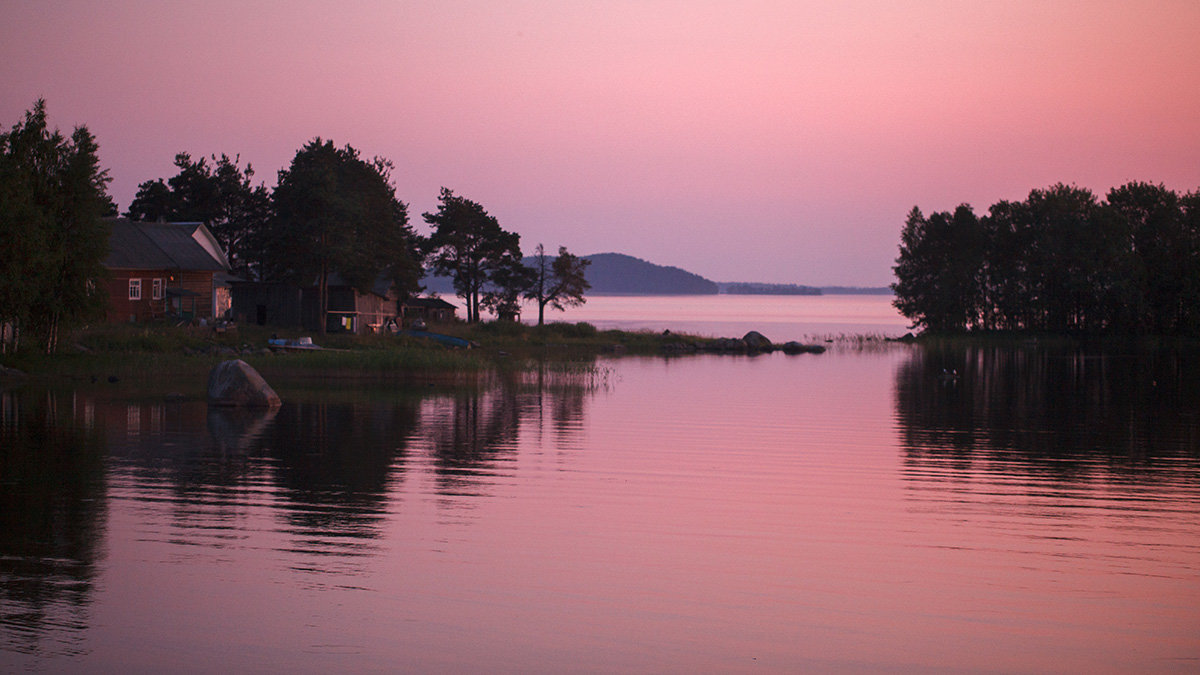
{"left": 325, "top": 272, "right": 394, "bottom": 298}
{"left": 103, "top": 218, "right": 230, "bottom": 272}
{"left": 404, "top": 297, "right": 457, "bottom": 310}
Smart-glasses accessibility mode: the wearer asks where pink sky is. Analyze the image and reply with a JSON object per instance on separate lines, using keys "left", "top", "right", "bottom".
{"left": 4, "top": 1, "right": 1199, "bottom": 285}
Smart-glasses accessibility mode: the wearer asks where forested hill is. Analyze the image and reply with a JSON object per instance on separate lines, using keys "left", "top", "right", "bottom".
{"left": 422, "top": 251, "right": 884, "bottom": 296}
{"left": 419, "top": 252, "right": 719, "bottom": 295}
{"left": 581, "top": 253, "right": 718, "bottom": 295}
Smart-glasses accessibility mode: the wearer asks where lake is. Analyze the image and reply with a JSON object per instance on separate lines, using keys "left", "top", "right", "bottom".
{"left": 531, "top": 293, "right": 912, "bottom": 340}
{"left": 3, "top": 298, "right": 1200, "bottom": 673}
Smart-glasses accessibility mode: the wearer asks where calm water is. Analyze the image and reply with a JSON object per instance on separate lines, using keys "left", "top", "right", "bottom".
{"left": 3, "top": 306, "right": 1200, "bottom": 672}
{"left": 536, "top": 293, "right": 911, "bottom": 340}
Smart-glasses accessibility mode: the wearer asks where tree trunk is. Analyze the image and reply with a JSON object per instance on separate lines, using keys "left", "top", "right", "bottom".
{"left": 44, "top": 312, "right": 59, "bottom": 355}
{"left": 318, "top": 262, "right": 328, "bottom": 336}
{"left": 538, "top": 300, "right": 545, "bottom": 326}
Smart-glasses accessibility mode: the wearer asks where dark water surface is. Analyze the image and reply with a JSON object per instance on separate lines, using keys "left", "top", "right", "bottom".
{"left": 3, "top": 343, "right": 1199, "bottom": 673}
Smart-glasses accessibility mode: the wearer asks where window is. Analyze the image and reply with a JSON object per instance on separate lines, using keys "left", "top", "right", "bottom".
{"left": 128, "top": 278, "right": 142, "bottom": 300}
{"left": 152, "top": 278, "right": 164, "bottom": 300}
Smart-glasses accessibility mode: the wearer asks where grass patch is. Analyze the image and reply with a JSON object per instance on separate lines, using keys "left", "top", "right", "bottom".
{"left": 0, "top": 319, "right": 741, "bottom": 384}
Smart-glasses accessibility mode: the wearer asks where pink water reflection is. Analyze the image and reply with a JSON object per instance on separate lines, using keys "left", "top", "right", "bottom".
{"left": 5, "top": 346, "right": 1199, "bottom": 673}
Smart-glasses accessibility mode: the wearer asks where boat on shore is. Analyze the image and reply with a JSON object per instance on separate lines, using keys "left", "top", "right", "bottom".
{"left": 267, "top": 337, "right": 324, "bottom": 351}
{"left": 398, "top": 330, "right": 476, "bottom": 349}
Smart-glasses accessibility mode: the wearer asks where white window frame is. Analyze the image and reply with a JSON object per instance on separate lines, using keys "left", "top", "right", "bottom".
{"left": 152, "top": 278, "right": 164, "bottom": 300}
{"left": 129, "top": 278, "right": 142, "bottom": 301}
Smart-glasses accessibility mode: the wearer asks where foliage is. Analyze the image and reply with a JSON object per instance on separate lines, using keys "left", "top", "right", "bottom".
{"left": 524, "top": 243, "right": 591, "bottom": 325}
{"left": 892, "top": 182, "right": 1200, "bottom": 336}
{"left": 423, "top": 188, "right": 523, "bottom": 323}
{"left": 892, "top": 205, "right": 984, "bottom": 333}
{"left": 126, "top": 152, "right": 271, "bottom": 278}
{"left": 0, "top": 100, "right": 113, "bottom": 354}
{"left": 266, "top": 139, "right": 423, "bottom": 334}
{"left": 481, "top": 253, "right": 535, "bottom": 321}
{"left": 538, "top": 321, "right": 597, "bottom": 338}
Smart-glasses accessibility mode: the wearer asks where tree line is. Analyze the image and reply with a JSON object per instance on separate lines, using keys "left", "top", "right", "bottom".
{"left": 892, "top": 182, "right": 1200, "bottom": 336}
{"left": 1, "top": 101, "right": 115, "bottom": 354}
{"left": 1, "top": 101, "right": 590, "bottom": 351}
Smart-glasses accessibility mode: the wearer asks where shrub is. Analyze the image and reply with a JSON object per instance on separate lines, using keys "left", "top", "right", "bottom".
{"left": 542, "top": 321, "right": 597, "bottom": 338}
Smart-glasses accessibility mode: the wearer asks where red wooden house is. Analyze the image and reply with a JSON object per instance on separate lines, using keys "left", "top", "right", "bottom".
{"left": 102, "top": 218, "right": 231, "bottom": 323}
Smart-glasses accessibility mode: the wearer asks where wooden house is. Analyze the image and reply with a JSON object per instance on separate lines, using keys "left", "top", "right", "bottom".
{"left": 402, "top": 297, "right": 458, "bottom": 323}
{"left": 230, "top": 275, "right": 400, "bottom": 334}
{"left": 102, "top": 218, "right": 231, "bottom": 323}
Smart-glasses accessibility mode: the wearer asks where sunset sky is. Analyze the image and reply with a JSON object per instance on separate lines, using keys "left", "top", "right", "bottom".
{"left": 4, "top": 1, "right": 1199, "bottom": 285}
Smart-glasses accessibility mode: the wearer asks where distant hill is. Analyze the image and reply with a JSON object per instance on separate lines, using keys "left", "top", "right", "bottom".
{"left": 418, "top": 251, "right": 885, "bottom": 296}
{"left": 581, "top": 253, "right": 718, "bottom": 295}
{"left": 419, "top": 252, "right": 718, "bottom": 296}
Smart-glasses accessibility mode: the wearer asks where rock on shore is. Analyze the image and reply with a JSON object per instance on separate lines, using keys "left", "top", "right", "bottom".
{"left": 742, "top": 331, "right": 772, "bottom": 351}
{"left": 660, "top": 330, "right": 826, "bottom": 355}
{"left": 207, "top": 359, "right": 281, "bottom": 408}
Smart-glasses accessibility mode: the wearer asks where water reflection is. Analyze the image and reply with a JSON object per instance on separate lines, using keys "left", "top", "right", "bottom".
{"left": 0, "top": 390, "right": 106, "bottom": 658}
{"left": 264, "top": 400, "right": 419, "bottom": 562}
{"left": 1, "top": 367, "right": 598, "bottom": 659}
{"left": 895, "top": 342, "right": 1200, "bottom": 477}
{"left": 417, "top": 368, "right": 589, "bottom": 495}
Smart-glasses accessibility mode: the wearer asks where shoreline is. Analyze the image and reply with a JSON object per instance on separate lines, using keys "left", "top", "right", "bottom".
{"left": 0, "top": 321, "right": 844, "bottom": 383}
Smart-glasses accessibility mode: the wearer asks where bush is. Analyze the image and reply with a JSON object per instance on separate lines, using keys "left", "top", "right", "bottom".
{"left": 476, "top": 320, "right": 528, "bottom": 337}
{"left": 541, "top": 321, "right": 597, "bottom": 338}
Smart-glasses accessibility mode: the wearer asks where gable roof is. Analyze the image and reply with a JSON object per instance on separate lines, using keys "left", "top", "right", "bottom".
{"left": 404, "top": 297, "right": 457, "bottom": 310}
{"left": 324, "top": 272, "right": 395, "bottom": 298}
{"left": 104, "top": 218, "right": 230, "bottom": 272}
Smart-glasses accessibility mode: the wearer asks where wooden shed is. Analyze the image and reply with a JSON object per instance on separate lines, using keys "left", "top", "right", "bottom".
{"left": 231, "top": 275, "right": 400, "bottom": 334}
{"left": 402, "top": 297, "right": 458, "bottom": 323}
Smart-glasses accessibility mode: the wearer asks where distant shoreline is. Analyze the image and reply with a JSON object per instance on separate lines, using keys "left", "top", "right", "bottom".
{"left": 584, "top": 287, "right": 894, "bottom": 296}
{"left": 424, "top": 252, "right": 893, "bottom": 297}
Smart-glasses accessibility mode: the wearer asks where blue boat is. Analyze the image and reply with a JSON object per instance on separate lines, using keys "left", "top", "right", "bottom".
{"left": 398, "top": 330, "right": 476, "bottom": 349}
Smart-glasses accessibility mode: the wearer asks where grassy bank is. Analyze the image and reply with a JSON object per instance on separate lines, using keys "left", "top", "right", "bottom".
{"left": 0, "top": 320, "right": 713, "bottom": 382}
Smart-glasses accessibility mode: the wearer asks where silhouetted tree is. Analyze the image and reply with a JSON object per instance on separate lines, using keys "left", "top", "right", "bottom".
{"left": 892, "top": 205, "right": 985, "bottom": 332}
{"left": 125, "top": 177, "right": 173, "bottom": 221}
{"left": 423, "top": 188, "right": 523, "bottom": 323}
{"left": 0, "top": 100, "right": 112, "bottom": 353}
{"left": 979, "top": 199, "right": 1035, "bottom": 330}
{"left": 1177, "top": 190, "right": 1200, "bottom": 335}
{"left": 894, "top": 181, "right": 1199, "bottom": 336}
{"left": 524, "top": 243, "right": 591, "bottom": 325}
{"left": 126, "top": 153, "right": 271, "bottom": 278}
{"left": 482, "top": 253, "right": 534, "bottom": 321}
{"left": 267, "top": 139, "right": 422, "bottom": 334}
{"left": 1107, "top": 182, "right": 1200, "bottom": 334}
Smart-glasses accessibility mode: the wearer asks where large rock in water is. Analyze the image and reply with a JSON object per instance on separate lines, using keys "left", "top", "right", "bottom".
{"left": 742, "top": 331, "right": 772, "bottom": 351}
{"left": 207, "top": 359, "right": 281, "bottom": 408}
{"left": 781, "top": 341, "right": 826, "bottom": 354}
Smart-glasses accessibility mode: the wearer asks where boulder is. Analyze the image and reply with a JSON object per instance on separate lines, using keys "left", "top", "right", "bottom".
{"left": 704, "top": 337, "right": 744, "bottom": 352}
{"left": 781, "top": 341, "right": 826, "bottom": 354}
{"left": 742, "top": 331, "right": 772, "bottom": 351}
{"left": 207, "top": 359, "right": 281, "bottom": 408}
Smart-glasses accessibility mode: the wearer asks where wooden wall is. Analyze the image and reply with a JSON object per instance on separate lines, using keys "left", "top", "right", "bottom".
{"left": 105, "top": 269, "right": 216, "bottom": 323}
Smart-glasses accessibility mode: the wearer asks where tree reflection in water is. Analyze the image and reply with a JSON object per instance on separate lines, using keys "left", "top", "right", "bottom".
{"left": 0, "top": 389, "right": 107, "bottom": 658}
{"left": 0, "top": 363, "right": 598, "bottom": 658}
{"left": 416, "top": 365, "right": 592, "bottom": 495}
{"left": 895, "top": 343, "right": 1200, "bottom": 479}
